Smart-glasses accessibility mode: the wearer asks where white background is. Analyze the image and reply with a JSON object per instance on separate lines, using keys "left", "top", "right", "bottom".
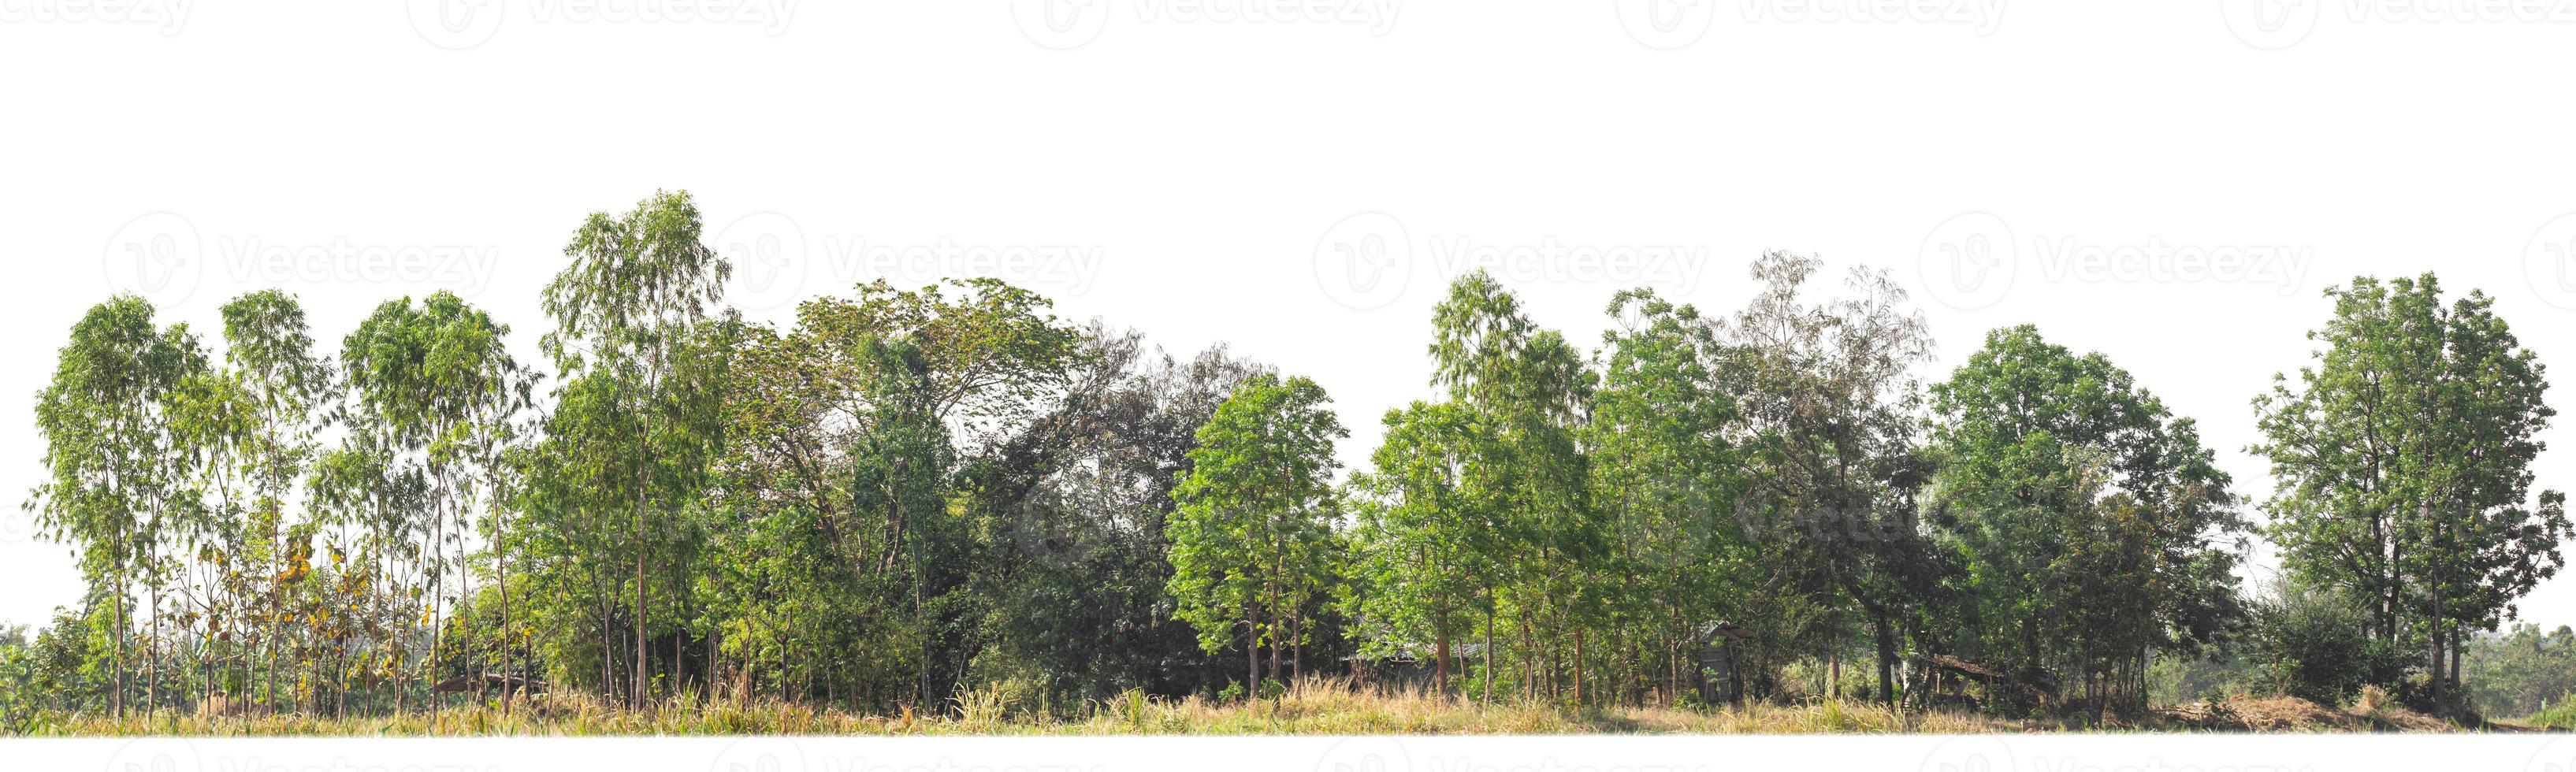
{"left": 4, "top": 1, "right": 2576, "bottom": 763}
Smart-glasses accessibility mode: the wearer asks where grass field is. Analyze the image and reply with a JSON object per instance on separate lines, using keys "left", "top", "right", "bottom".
{"left": 6, "top": 679, "right": 2556, "bottom": 737}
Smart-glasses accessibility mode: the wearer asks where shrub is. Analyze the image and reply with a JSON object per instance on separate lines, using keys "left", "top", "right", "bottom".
{"left": 2528, "top": 692, "right": 2576, "bottom": 729}
{"left": 2245, "top": 588, "right": 2411, "bottom": 705}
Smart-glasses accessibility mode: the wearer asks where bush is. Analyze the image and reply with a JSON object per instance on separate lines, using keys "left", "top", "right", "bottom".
{"left": 2528, "top": 692, "right": 2576, "bottom": 729}
{"left": 2246, "top": 588, "right": 2411, "bottom": 705}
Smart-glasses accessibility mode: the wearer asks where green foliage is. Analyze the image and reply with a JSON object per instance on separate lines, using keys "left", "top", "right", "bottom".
{"left": 1924, "top": 325, "right": 2248, "bottom": 711}
{"left": 1167, "top": 373, "right": 1347, "bottom": 691}
{"left": 2252, "top": 274, "right": 2570, "bottom": 708}
{"left": 2460, "top": 623, "right": 2576, "bottom": 718}
{"left": 2243, "top": 585, "right": 2411, "bottom": 705}
{"left": 16, "top": 199, "right": 2570, "bottom": 733}
{"left": 1711, "top": 252, "right": 1936, "bottom": 706}
{"left": 1586, "top": 288, "right": 1745, "bottom": 702}
{"left": 1345, "top": 400, "right": 1491, "bottom": 694}
{"left": 2529, "top": 692, "right": 2576, "bottom": 729}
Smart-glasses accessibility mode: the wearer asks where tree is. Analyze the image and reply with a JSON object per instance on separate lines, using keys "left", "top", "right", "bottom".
{"left": 1713, "top": 251, "right": 1935, "bottom": 706}
{"left": 1586, "top": 288, "right": 1745, "bottom": 706}
{"left": 1924, "top": 325, "right": 2247, "bottom": 714}
{"left": 28, "top": 295, "right": 204, "bottom": 717}
{"left": 2252, "top": 273, "right": 2570, "bottom": 712}
{"left": 1426, "top": 270, "right": 1602, "bottom": 704}
{"left": 213, "top": 291, "right": 332, "bottom": 714}
{"left": 1346, "top": 400, "right": 1492, "bottom": 696}
{"left": 1167, "top": 373, "right": 1347, "bottom": 697}
{"left": 340, "top": 290, "right": 526, "bottom": 707}
{"left": 970, "top": 326, "right": 1266, "bottom": 704}
{"left": 539, "top": 189, "right": 732, "bottom": 707}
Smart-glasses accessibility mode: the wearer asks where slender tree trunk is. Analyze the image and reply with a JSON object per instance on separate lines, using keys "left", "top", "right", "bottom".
{"left": 1874, "top": 614, "right": 1898, "bottom": 707}
{"left": 1481, "top": 607, "right": 1496, "bottom": 706}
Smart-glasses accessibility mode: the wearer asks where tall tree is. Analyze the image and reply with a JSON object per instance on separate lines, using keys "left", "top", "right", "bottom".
{"left": 28, "top": 295, "right": 203, "bottom": 717}
{"left": 1346, "top": 400, "right": 1492, "bottom": 696}
{"left": 1927, "top": 325, "right": 2246, "bottom": 714}
{"left": 1167, "top": 373, "right": 1347, "bottom": 696}
{"left": 1426, "top": 270, "right": 1601, "bottom": 703}
{"left": 1712, "top": 251, "right": 1936, "bottom": 706}
{"left": 2252, "top": 273, "right": 2570, "bottom": 712}
{"left": 539, "top": 189, "right": 732, "bottom": 706}
{"left": 341, "top": 290, "right": 526, "bottom": 705}
{"left": 1586, "top": 288, "right": 1745, "bottom": 706}
{"left": 214, "top": 291, "right": 332, "bottom": 714}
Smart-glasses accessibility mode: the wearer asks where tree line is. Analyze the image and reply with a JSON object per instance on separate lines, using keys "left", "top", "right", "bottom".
{"left": 8, "top": 190, "right": 2567, "bottom": 725}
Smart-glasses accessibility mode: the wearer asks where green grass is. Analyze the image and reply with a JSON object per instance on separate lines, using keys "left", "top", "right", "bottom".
{"left": 2527, "top": 695, "right": 2576, "bottom": 730}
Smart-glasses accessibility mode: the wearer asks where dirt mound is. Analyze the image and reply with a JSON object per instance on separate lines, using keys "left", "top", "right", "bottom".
{"left": 2156, "top": 693, "right": 2459, "bottom": 733}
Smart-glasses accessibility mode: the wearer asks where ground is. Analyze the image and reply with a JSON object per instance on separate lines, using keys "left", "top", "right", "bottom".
{"left": 9, "top": 685, "right": 2565, "bottom": 736}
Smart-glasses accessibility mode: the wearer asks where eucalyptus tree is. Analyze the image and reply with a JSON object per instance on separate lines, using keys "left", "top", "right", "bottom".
{"left": 342, "top": 289, "right": 526, "bottom": 707}
{"left": 1927, "top": 325, "right": 2245, "bottom": 714}
{"left": 2252, "top": 274, "right": 2568, "bottom": 711}
{"left": 1166, "top": 373, "right": 1347, "bottom": 696}
{"left": 213, "top": 290, "right": 332, "bottom": 713}
{"left": 306, "top": 418, "right": 429, "bottom": 714}
{"left": 539, "top": 189, "right": 731, "bottom": 706}
{"left": 28, "top": 295, "right": 202, "bottom": 717}
{"left": 513, "top": 366, "right": 646, "bottom": 698}
{"left": 165, "top": 343, "right": 258, "bottom": 708}
{"left": 1426, "top": 270, "right": 1604, "bottom": 703}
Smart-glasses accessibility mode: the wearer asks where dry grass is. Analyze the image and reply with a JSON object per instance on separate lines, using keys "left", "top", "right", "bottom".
{"left": 2155, "top": 692, "right": 2469, "bottom": 733}
{"left": 6, "top": 678, "right": 2525, "bottom": 737}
